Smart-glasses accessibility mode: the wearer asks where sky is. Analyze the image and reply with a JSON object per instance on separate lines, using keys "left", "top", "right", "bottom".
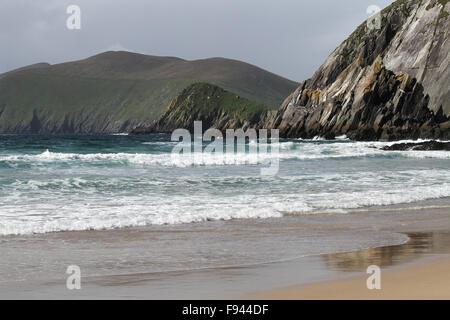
{"left": 0, "top": 0, "right": 394, "bottom": 81}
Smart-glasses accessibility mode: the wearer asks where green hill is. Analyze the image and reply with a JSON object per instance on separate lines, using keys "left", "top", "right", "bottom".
{"left": 132, "top": 82, "right": 269, "bottom": 133}
{"left": 0, "top": 51, "right": 298, "bottom": 133}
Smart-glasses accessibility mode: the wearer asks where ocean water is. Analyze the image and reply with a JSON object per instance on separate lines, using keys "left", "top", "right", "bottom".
{"left": 0, "top": 134, "right": 449, "bottom": 236}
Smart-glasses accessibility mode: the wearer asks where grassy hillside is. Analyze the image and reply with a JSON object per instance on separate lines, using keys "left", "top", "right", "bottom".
{"left": 166, "top": 82, "right": 268, "bottom": 122}
{"left": 133, "top": 83, "right": 269, "bottom": 133}
{"left": 0, "top": 52, "right": 297, "bottom": 133}
{"left": 0, "top": 63, "right": 50, "bottom": 80}
{"left": 0, "top": 73, "right": 194, "bottom": 133}
{"left": 31, "top": 51, "right": 297, "bottom": 108}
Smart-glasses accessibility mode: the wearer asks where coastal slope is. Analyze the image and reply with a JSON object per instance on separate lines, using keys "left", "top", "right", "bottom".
{"left": 132, "top": 83, "right": 269, "bottom": 134}
{"left": 0, "top": 52, "right": 297, "bottom": 134}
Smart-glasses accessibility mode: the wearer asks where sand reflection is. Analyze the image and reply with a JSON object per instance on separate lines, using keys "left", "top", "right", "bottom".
{"left": 322, "top": 231, "right": 450, "bottom": 272}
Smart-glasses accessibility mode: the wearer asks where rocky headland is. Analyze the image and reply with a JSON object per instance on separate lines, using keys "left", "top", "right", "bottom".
{"left": 134, "top": 0, "right": 450, "bottom": 141}
{"left": 264, "top": 0, "right": 450, "bottom": 141}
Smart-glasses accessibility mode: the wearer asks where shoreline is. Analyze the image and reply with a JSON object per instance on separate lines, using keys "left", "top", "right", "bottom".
{"left": 1, "top": 200, "right": 450, "bottom": 238}
{"left": 248, "top": 254, "right": 450, "bottom": 300}
{"left": 1, "top": 207, "right": 450, "bottom": 299}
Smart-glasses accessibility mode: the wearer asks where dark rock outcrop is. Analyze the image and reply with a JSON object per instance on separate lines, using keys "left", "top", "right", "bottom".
{"left": 382, "top": 140, "right": 450, "bottom": 151}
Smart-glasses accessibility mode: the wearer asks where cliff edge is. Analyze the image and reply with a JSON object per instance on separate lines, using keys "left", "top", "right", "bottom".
{"left": 265, "top": 0, "right": 450, "bottom": 140}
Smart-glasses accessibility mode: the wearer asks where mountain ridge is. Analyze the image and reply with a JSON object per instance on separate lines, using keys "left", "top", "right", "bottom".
{"left": 0, "top": 51, "right": 298, "bottom": 134}
{"left": 2, "top": 51, "right": 298, "bottom": 108}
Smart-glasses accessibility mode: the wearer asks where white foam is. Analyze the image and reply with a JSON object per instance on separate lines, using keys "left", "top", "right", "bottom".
{"left": 1, "top": 168, "right": 449, "bottom": 235}
{"left": 1, "top": 139, "right": 449, "bottom": 235}
{"left": 248, "top": 140, "right": 295, "bottom": 150}
{"left": 1, "top": 140, "right": 450, "bottom": 169}
{"left": 0, "top": 193, "right": 286, "bottom": 235}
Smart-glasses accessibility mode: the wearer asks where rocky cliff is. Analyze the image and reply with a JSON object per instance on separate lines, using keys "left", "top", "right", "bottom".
{"left": 133, "top": 0, "right": 449, "bottom": 141}
{"left": 265, "top": 0, "right": 450, "bottom": 140}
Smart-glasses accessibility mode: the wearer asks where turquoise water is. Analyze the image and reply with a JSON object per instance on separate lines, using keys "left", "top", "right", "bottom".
{"left": 0, "top": 134, "right": 449, "bottom": 235}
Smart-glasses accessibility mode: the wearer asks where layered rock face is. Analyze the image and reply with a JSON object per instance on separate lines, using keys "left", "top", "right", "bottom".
{"left": 265, "top": 0, "right": 450, "bottom": 140}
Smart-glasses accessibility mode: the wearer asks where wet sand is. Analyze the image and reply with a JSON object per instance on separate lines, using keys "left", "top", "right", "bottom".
{"left": 248, "top": 221, "right": 450, "bottom": 300}
{"left": 250, "top": 255, "right": 450, "bottom": 300}
{"left": 1, "top": 207, "right": 450, "bottom": 299}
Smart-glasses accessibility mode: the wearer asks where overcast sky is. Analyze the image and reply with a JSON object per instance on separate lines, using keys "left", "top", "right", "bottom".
{"left": 0, "top": 0, "right": 394, "bottom": 81}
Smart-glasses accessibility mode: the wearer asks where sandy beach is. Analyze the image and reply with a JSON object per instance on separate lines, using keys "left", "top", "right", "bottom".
{"left": 250, "top": 255, "right": 450, "bottom": 300}
{"left": 0, "top": 206, "right": 449, "bottom": 299}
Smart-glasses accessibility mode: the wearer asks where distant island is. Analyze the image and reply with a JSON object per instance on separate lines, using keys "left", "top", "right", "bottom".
{"left": 0, "top": 52, "right": 297, "bottom": 134}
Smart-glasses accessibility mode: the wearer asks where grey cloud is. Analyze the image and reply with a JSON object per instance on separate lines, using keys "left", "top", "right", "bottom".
{"left": 0, "top": 0, "right": 394, "bottom": 81}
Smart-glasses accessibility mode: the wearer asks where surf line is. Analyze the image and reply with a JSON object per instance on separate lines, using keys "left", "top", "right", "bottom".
{"left": 171, "top": 121, "right": 280, "bottom": 176}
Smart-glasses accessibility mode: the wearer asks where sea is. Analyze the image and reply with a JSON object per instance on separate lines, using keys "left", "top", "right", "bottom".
{"left": 1, "top": 134, "right": 449, "bottom": 235}
{"left": 0, "top": 134, "right": 449, "bottom": 296}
